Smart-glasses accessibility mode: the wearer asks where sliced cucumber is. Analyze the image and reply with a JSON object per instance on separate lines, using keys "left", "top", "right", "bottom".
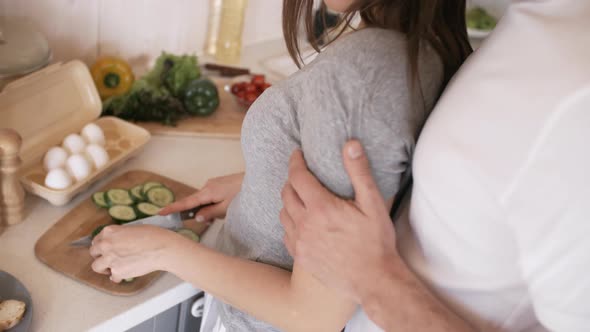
{"left": 135, "top": 202, "right": 161, "bottom": 218}
{"left": 91, "top": 224, "right": 110, "bottom": 239}
{"left": 124, "top": 278, "right": 135, "bottom": 283}
{"left": 141, "top": 182, "right": 164, "bottom": 197}
{"left": 177, "top": 229, "right": 200, "bottom": 242}
{"left": 106, "top": 189, "right": 134, "bottom": 206}
{"left": 146, "top": 186, "right": 175, "bottom": 207}
{"left": 108, "top": 205, "right": 137, "bottom": 224}
{"left": 130, "top": 185, "right": 144, "bottom": 202}
{"left": 92, "top": 192, "right": 109, "bottom": 209}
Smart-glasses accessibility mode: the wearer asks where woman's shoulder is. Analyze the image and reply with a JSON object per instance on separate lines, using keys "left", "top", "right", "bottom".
{"left": 333, "top": 28, "right": 407, "bottom": 50}
{"left": 318, "top": 28, "right": 408, "bottom": 70}
{"left": 313, "top": 28, "right": 441, "bottom": 86}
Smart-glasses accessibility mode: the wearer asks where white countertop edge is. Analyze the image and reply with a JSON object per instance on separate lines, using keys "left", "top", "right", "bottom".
{"left": 88, "top": 282, "right": 202, "bottom": 332}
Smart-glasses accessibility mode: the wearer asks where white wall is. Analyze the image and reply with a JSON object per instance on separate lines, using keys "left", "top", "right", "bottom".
{"left": 0, "top": 0, "right": 284, "bottom": 71}
{"left": 1, "top": 0, "right": 511, "bottom": 71}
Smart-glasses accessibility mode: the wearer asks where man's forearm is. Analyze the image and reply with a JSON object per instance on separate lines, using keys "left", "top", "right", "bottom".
{"left": 360, "top": 254, "right": 475, "bottom": 332}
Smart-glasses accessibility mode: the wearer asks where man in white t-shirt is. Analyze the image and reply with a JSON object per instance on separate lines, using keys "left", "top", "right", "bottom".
{"left": 280, "top": 0, "right": 590, "bottom": 331}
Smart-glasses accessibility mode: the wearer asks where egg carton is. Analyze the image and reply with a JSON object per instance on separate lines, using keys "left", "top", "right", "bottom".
{"left": 21, "top": 117, "right": 149, "bottom": 205}
{"left": 0, "top": 61, "right": 151, "bottom": 206}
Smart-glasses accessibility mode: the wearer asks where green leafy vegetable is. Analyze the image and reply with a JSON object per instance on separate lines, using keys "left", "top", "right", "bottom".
{"left": 101, "top": 52, "right": 217, "bottom": 126}
{"left": 102, "top": 79, "right": 185, "bottom": 126}
{"left": 144, "top": 52, "right": 201, "bottom": 96}
{"left": 466, "top": 7, "right": 497, "bottom": 31}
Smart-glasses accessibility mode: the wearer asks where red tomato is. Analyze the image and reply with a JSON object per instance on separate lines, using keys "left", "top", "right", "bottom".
{"left": 261, "top": 83, "right": 272, "bottom": 91}
{"left": 230, "top": 84, "right": 241, "bottom": 95}
{"left": 245, "top": 83, "right": 257, "bottom": 93}
{"left": 251, "top": 75, "right": 266, "bottom": 86}
{"left": 245, "top": 92, "right": 258, "bottom": 104}
{"left": 236, "top": 90, "right": 246, "bottom": 99}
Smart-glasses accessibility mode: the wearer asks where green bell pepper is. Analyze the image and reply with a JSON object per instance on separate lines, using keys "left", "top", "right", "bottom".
{"left": 183, "top": 78, "right": 220, "bottom": 116}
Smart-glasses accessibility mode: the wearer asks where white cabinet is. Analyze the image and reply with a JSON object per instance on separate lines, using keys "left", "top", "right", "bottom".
{"left": 127, "top": 293, "right": 205, "bottom": 332}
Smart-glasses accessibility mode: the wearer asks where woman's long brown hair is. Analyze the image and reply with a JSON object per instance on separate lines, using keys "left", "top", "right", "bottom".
{"left": 282, "top": 0, "right": 473, "bottom": 89}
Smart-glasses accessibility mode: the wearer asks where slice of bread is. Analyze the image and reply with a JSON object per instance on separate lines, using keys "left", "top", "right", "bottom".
{"left": 0, "top": 300, "right": 26, "bottom": 331}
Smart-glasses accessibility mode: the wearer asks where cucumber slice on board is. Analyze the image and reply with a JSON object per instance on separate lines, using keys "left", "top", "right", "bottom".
{"left": 146, "top": 186, "right": 175, "bottom": 207}
{"left": 92, "top": 192, "right": 109, "bottom": 209}
{"left": 106, "top": 189, "right": 134, "bottom": 206}
{"left": 91, "top": 224, "right": 110, "bottom": 239}
{"left": 130, "top": 185, "right": 144, "bottom": 202}
{"left": 135, "top": 202, "right": 161, "bottom": 218}
{"left": 108, "top": 205, "right": 137, "bottom": 224}
{"left": 177, "top": 229, "right": 200, "bottom": 242}
{"left": 141, "top": 182, "right": 164, "bottom": 197}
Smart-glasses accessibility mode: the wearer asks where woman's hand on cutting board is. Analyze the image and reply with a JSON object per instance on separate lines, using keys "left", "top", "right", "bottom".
{"left": 159, "top": 172, "right": 244, "bottom": 223}
{"left": 89, "top": 224, "right": 181, "bottom": 283}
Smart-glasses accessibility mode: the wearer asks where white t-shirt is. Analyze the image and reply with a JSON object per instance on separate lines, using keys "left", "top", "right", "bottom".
{"left": 348, "top": 1, "right": 590, "bottom": 331}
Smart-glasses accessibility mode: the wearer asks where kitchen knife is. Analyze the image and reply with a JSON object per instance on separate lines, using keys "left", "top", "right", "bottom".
{"left": 202, "top": 63, "right": 251, "bottom": 77}
{"left": 69, "top": 205, "right": 208, "bottom": 247}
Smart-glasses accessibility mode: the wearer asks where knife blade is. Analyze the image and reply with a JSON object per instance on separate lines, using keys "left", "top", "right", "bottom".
{"left": 69, "top": 204, "right": 210, "bottom": 247}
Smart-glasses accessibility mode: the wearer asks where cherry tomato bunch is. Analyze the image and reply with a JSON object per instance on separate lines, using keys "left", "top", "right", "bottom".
{"left": 230, "top": 75, "right": 271, "bottom": 107}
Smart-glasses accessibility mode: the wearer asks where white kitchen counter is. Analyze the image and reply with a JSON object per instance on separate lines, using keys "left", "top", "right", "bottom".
{"left": 0, "top": 39, "right": 288, "bottom": 332}
{"left": 0, "top": 136, "right": 244, "bottom": 332}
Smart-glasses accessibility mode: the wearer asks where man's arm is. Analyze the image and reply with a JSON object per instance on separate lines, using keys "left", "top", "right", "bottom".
{"left": 281, "top": 140, "right": 475, "bottom": 331}
{"left": 361, "top": 250, "right": 473, "bottom": 331}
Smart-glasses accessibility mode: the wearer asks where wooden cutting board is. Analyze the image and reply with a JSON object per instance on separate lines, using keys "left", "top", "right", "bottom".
{"left": 35, "top": 170, "right": 208, "bottom": 296}
{"left": 136, "top": 79, "right": 248, "bottom": 139}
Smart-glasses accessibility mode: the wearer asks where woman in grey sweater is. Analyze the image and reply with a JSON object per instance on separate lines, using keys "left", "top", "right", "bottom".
{"left": 90, "top": 0, "right": 472, "bottom": 330}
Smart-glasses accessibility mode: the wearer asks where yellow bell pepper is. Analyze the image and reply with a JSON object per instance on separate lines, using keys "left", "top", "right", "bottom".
{"left": 91, "top": 57, "right": 134, "bottom": 99}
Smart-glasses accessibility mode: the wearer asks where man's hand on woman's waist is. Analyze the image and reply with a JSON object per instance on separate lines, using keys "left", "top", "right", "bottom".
{"left": 280, "top": 140, "right": 475, "bottom": 332}
{"left": 280, "top": 140, "right": 397, "bottom": 303}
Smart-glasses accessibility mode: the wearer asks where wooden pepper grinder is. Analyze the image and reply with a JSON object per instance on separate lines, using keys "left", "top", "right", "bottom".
{"left": 0, "top": 129, "right": 25, "bottom": 228}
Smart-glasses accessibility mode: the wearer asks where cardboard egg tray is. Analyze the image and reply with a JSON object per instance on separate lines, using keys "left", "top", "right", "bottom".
{"left": 0, "top": 61, "right": 150, "bottom": 206}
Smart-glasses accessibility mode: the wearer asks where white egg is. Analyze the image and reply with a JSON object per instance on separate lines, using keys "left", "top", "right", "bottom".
{"left": 43, "top": 146, "right": 68, "bottom": 171}
{"left": 62, "top": 134, "right": 86, "bottom": 154}
{"left": 44, "top": 168, "right": 73, "bottom": 190}
{"left": 65, "top": 154, "right": 92, "bottom": 182}
{"left": 84, "top": 144, "right": 109, "bottom": 169}
{"left": 81, "top": 123, "right": 106, "bottom": 146}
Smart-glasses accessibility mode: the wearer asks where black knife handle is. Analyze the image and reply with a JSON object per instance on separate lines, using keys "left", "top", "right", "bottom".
{"left": 179, "top": 203, "right": 215, "bottom": 220}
